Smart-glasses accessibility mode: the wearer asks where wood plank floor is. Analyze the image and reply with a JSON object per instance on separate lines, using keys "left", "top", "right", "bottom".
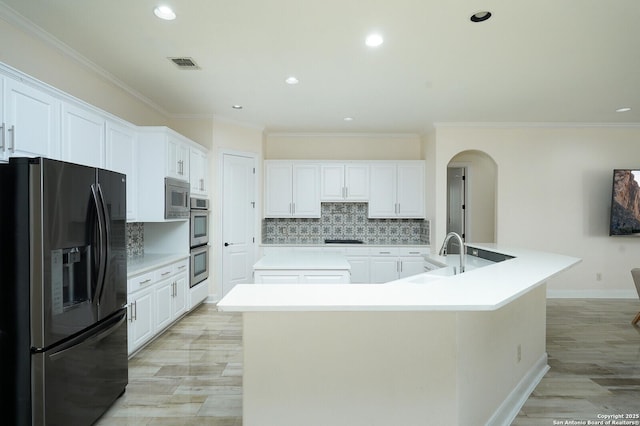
{"left": 96, "top": 299, "right": 640, "bottom": 425}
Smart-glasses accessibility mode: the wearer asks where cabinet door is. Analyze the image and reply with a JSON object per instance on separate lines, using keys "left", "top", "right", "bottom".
{"left": 172, "top": 274, "right": 188, "bottom": 319}
{"left": 344, "top": 164, "right": 369, "bottom": 201}
{"left": 128, "top": 288, "right": 154, "bottom": 355}
{"left": 3, "top": 78, "right": 60, "bottom": 161}
{"left": 396, "top": 163, "right": 425, "bottom": 218}
{"left": 399, "top": 257, "right": 425, "bottom": 278}
{"left": 369, "top": 257, "right": 399, "bottom": 283}
{"left": 106, "top": 121, "right": 137, "bottom": 221}
{"left": 302, "top": 273, "right": 349, "bottom": 284}
{"left": 155, "top": 279, "right": 173, "bottom": 331}
{"left": 368, "top": 163, "right": 397, "bottom": 218}
{"left": 189, "top": 147, "right": 208, "bottom": 196}
{"left": 346, "top": 256, "right": 370, "bottom": 283}
{"left": 255, "top": 274, "right": 301, "bottom": 284}
{"left": 264, "top": 162, "right": 293, "bottom": 217}
{"left": 61, "top": 103, "right": 105, "bottom": 168}
{"left": 320, "top": 164, "right": 345, "bottom": 201}
{"left": 166, "top": 137, "right": 189, "bottom": 180}
{"left": 292, "top": 163, "right": 320, "bottom": 217}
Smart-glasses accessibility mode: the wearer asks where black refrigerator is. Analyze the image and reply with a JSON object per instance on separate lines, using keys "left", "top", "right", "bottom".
{"left": 0, "top": 157, "right": 128, "bottom": 426}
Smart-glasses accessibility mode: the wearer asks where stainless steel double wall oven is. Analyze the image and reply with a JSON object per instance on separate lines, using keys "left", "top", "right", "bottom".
{"left": 189, "top": 197, "right": 210, "bottom": 288}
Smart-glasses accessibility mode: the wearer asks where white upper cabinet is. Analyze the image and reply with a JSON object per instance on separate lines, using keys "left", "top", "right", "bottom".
{"left": 369, "top": 161, "right": 425, "bottom": 218}
{"left": 106, "top": 121, "right": 138, "bottom": 221}
{"left": 167, "top": 136, "right": 189, "bottom": 181}
{"left": 61, "top": 102, "right": 105, "bottom": 168}
{"left": 264, "top": 161, "right": 320, "bottom": 218}
{"left": 320, "top": 163, "right": 369, "bottom": 201}
{"left": 137, "top": 126, "right": 200, "bottom": 222}
{"left": 189, "top": 146, "right": 208, "bottom": 197}
{"left": 1, "top": 77, "right": 60, "bottom": 161}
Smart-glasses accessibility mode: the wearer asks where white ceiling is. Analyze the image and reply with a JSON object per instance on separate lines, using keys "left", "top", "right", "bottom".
{"left": 1, "top": 0, "right": 639, "bottom": 133}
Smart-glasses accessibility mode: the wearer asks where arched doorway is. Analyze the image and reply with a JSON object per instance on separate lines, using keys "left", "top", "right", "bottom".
{"left": 446, "top": 150, "right": 497, "bottom": 250}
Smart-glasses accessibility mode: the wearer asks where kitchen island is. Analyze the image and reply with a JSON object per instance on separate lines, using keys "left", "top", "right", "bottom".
{"left": 253, "top": 250, "right": 351, "bottom": 284}
{"left": 218, "top": 244, "right": 580, "bottom": 426}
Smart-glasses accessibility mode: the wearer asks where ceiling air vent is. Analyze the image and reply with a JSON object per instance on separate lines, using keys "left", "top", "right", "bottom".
{"left": 168, "top": 57, "right": 201, "bottom": 70}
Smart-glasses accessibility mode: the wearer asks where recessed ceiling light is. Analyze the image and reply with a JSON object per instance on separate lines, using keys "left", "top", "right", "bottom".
{"left": 285, "top": 76, "right": 299, "bottom": 85}
{"left": 232, "top": 105, "right": 243, "bottom": 110}
{"left": 344, "top": 117, "right": 354, "bottom": 122}
{"left": 154, "top": 5, "right": 176, "bottom": 20}
{"left": 470, "top": 11, "right": 492, "bottom": 22}
{"left": 616, "top": 107, "right": 632, "bottom": 112}
{"left": 365, "top": 33, "right": 384, "bottom": 47}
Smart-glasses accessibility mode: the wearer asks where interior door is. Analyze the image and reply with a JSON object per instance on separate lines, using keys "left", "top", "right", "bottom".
{"left": 446, "top": 167, "right": 466, "bottom": 254}
{"left": 222, "top": 153, "right": 256, "bottom": 296}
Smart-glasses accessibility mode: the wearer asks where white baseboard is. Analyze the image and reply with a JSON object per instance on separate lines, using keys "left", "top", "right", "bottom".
{"left": 547, "top": 289, "right": 637, "bottom": 299}
{"left": 486, "top": 353, "right": 549, "bottom": 426}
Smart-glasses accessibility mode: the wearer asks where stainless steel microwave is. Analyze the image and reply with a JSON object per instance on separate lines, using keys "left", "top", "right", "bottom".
{"left": 164, "top": 177, "right": 190, "bottom": 219}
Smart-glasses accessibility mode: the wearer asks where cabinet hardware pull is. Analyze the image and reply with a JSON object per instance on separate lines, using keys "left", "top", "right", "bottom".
{"left": 8, "top": 125, "right": 15, "bottom": 152}
{"left": 200, "top": 178, "right": 204, "bottom": 191}
{"left": 379, "top": 251, "right": 391, "bottom": 254}
{"left": 161, "top": 271, "right": 171, "bottom": 276}
{"left": 0, "top": 123, "right": 4, "bottom": 152}
{"left": 292, "top": 203, "right": 295, "bottom": 215}
{"left": 133, "top": 301, "right": 137, "bottom": 321}
{"left": 178, "top": 265, "right": 186, "bottom": 269}
{"left": 345, "top": 187, "right": 348, "bottom": 198}
{"left": 139, "top": 278, "right": 152, "bottom": 285}
{"left": 128, "top": 304, "right": 133, "bottom": 322}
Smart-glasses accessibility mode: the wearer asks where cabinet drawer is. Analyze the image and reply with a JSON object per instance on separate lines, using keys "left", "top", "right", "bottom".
{"left": 174, "top": 260, "right": 189, "bottom": 275}
{"left": 128, "top": 271, "right": 155, "bottom": 293}
{"left": 398, "top": 247, "right": 429, "bottom": 256}
{"left": 155, "top": 264, "right": 175, "bottom": 281}
{"left": 345, "top": 247, "right": 370, "bottom": 256}
{"left": 370, "top": 247, "right": 399, "bottom": 256}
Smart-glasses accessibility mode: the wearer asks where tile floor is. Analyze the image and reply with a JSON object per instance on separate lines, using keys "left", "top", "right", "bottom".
{"left": 97, "top": 299, "right": 640, "bottom": 425}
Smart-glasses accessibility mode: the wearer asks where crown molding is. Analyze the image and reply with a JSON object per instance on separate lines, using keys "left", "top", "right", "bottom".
{"left": 264, "top": 131, "right": 421, "bottom": 138}
{"left": 0, "top": 2, "right": 172, "bottom": 118}
{"left": 434, "top": 122, "right": 640, "bottom": 129}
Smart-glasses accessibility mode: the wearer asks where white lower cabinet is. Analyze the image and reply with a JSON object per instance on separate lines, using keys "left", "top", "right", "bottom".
{"left": 259, "top": 246, "right": 428, "bottom": 284}
{"left": 346, "top": 256, "right": 370, "bottom": 283}
{"left": 127, "top": 285, "right": 154, "bottom": 353}
{"left": 254, "top": 270, "right": 350, "bottom": 284}
{"left": 369, "top": 247, "right": 429, "bottom": 283}
{"left": 127, "top": 258, "right": 189, "bottom": 356}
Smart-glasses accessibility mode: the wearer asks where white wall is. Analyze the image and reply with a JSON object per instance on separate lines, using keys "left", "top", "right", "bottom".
{"left": 0, "top": 16, "right": 169, "bottom": 127}
{"left": 433, "top": 124, "right": 640, "bottom": 297}
{"left": 265, "top": 133, "right": 422, "bottom": 160}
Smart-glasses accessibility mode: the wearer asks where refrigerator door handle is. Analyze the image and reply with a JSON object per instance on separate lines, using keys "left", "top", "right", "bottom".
{"left": 91, "top": 184, "right": 108, "bottom": 306}
{"left": 48, "top": 311, "right": 127, "bottom": 361}
{"left": 95, "top": 183, "right": 111, "bottom": 305}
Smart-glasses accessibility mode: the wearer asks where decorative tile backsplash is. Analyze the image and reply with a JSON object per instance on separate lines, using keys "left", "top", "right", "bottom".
{"left": 263, "top": 203, "right": 429, "bottom": 245}
{"left": 126, "top": 222, "right": 144, "bottom": 259}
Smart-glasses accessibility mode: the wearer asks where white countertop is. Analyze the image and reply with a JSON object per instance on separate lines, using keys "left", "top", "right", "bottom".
{"left": 127, "top": 253, "right": 190, "bottom": 277}
{"left": 253, "top": 251, "right": 351, "bottom": 271}
{"left": 218, "top": 244, "right": 581, "bottom": 312}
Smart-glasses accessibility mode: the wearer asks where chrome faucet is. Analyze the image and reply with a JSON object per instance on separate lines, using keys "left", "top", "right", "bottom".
{"left": 438, "top": 232, "right": 466, "bottom": 273}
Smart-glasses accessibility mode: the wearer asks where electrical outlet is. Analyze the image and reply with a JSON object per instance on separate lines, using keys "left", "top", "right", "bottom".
{"left": 596, "top": 272, "right": 602, "bottom": 281}
{"left": 517, "top": 344, "right": 522, "bottom": 363}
